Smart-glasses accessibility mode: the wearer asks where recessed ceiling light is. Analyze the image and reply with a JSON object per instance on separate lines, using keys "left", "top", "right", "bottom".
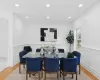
{"left": 68, "top": 17, "right": 71, "bottom": 19}
{"left": 46, "top": 16, "right": 50, "bottom": 19}
{"left": 79, "top": 4, "right": 83, "bottom": 8}
{"left": 46, "top": 4, "right": 50, "bottom": 7}
{"left": 25, "top": 16, "right": 29, "bottom": 18}
{"left": 15, "top": 4, "right": 20, "bottom": 7}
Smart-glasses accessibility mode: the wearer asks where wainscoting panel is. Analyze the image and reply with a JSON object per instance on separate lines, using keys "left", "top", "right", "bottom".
{"left": 0, "top": 57, "right": 7, "bottom": 71}
{"left": 78, "top": 47, "right": 100, "bottom": 79}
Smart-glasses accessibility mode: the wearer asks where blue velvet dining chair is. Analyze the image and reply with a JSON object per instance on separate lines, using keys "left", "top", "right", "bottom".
{"left": 58, "top": 49, "right": 64, "bottom": 53}
{"left": 60, "top": 58, "right": 78, "bottom": 80}
{"left": 72, "top": 51, "right": 81, "bottom": 74}
{"left": 60, "top": 58, "right": 63, "bottom": 77}
{"left": 24, "top": 46, "right": 32, "bottom": 52}
{"left": 19, "top": 50, "right": 28, "bottom": 73}
{"left": 26, "top": 57, "right": 42, "bottom": 80}
{"left": 36, "top": 48, "right": 41, "bottom": 52}
{"left": 44, "top": 58, "right": 60, "bottom": 80}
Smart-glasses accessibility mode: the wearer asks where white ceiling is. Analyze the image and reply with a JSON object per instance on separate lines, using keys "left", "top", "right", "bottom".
{"left": 0, "top": 0, "right": 99, "bottom": 24}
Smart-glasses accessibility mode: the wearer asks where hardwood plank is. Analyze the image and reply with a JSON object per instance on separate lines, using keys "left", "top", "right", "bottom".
{"left": 0, "top": 63, "right": 98, "bottom": 80}
{"left": 0, "top": 63, "right": 19, "bottom": 80}
{"left": 81, "top": 65, "right": 98, "bottom": 80}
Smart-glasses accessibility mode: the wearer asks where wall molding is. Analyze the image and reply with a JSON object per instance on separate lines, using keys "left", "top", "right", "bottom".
{"left": 81, "top": 45, "right": 100, "bottom": 51}
{"left": 13, "top": 43, "right": 67, "bottom": 47}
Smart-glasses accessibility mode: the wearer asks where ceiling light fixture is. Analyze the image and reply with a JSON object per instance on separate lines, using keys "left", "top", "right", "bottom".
{"left": 46, "top": 4, "right": 50, "bottom": 7}
{"left": 68, "top": 17, "right": 71, "bottom": 19}
{"left": 79, "top": 4, "right": 83, "bottom": 8}
{"left": 15, "top": 4, "right": 20, "bottom": 7}
{"left": 25, "top": 16, "right": 29, "bottom": 18}
{"left": 46, "top": 16, "right": 50, "bottom": 19}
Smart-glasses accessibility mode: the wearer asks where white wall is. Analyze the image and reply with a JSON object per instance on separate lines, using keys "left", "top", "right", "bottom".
{"left": 73, "top": 1, "right": 100, "bottom": 50}
{"left": 0, "top": 18, "right": 8, "bottom": 58}
{"left": 13, "top": 16, "right": 73, "bottom": 65}
{"left": 13, "top": 15, "right": 23, "bottom": 65}
{"left": 0, "top": 7, "right": 13, "bottom": 70}
{"left": 13, "top": 15, "right": 23, "bottom": 46}
{"left": 13, "top": 21, "right": 72, "bottom": 46}
{"left": 73, "top": 1, "right": 100, "bottom": 79}
{"left": 0, "top": 18, "right": 8, "bottom": 71}
{"left": 13, "top": 16, "right": 73, "bottom": 48}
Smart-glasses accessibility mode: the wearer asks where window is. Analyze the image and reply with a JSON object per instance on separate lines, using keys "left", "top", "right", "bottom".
{"left": 76, "top": 28, "right": 81, "bottom": 48}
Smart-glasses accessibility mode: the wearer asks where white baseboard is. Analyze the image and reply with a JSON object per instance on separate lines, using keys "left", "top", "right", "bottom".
{"left": 81, "top": 61, "right": 100, "bottom": 79}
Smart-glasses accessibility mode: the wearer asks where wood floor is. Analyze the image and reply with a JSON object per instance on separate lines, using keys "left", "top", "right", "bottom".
{"left": 5, "top": 67, "right": 92, "bottom": 80}
{"left": 0, "top": 63, "right": 19, "bottom": 80}
{"left": 0, "top": 63, "right": 98, "bottom": 80}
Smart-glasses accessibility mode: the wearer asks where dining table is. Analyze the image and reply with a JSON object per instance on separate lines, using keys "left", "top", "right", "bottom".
{"left": 23, "top": 52, "right": 68, "bottom": 58}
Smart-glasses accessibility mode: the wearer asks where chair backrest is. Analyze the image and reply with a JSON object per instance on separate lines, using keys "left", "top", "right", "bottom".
{"left": 60, "top": 58, "right": 63, "bottom": 70}
{"left": 44, "top": 58, "right": 59, "bottom": 72}
{"left": 58, "top": 49, "right": 64, "bottom": 53}
{"left": 72, "top": 51, "right": 81, "bottom": 64}
{"left": 62, "top": 58, "right": 77, "bottom": 72}
{"left": 19, "top": 50, "right": 28, "bottom": 63}
{"left": 23, "top": 46, "right": 32, "bottom": 52}
{"left": 26, "top": 57, "right": 42, "bottom": 72}
{"left": 36, "top": 48, "right": 41, "bottom": 52}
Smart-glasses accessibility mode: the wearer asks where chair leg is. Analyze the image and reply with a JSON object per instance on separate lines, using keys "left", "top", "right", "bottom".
{"left": 60, "top": 70, "right": 61, "bottom": 77}
{"left": 26, "top": 73, "right": 28, "bottom": 80}
{"left": 19, "top": 64, "right": 21, "bottom": 73}
{"left": 76, "top": 73, "right": 77, "bottom": 80}
{"left": 63, "top": 75, "right": 65, "bottom": 80}
{"left": 38, "top": 72, "right": 40, "bottom": 80}
{"left": 29, "top": 74, "right": 31, "bottom": 77}
{"left": 44, "top": 72, "right": 46, "bottom": 80}
{"left": 79, "top": 64, "right": 81, "bottom": 74}
{"left": 41, "top": 71, "right": 43, "bottom": 78}
{"left": 23, "top": 64, "right": 25, "bottom": 68}
{"left": 72, "top": 74, "right": 73, "bottom": 79}
{"left": 57, "top": 72, "right": 59, "bottom": 80}
{"left": 63, "top": 72, "right": 65, "bottom": 80}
